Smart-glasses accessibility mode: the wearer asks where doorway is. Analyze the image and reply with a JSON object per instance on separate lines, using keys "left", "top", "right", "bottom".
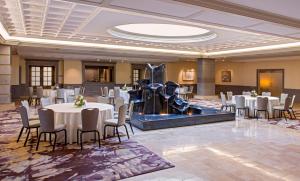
{"left": 257, "top": 69, "right": 284, "bottom": 97}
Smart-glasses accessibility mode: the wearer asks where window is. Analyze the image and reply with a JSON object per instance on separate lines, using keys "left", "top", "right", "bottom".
{"left": 30, "top": 66, "right": 54, "bottom": 87}
{"left": 132, "top": 69, "right": 140, "bottom": 84}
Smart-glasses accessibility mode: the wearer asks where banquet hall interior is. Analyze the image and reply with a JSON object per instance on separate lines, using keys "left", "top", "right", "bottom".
{"left": 1, "top": 0, "right": 300, "bottom": 180}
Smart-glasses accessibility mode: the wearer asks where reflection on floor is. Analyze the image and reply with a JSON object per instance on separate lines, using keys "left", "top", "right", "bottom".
{"left": 128, "top": 118, "right": 300, "bottom": 180}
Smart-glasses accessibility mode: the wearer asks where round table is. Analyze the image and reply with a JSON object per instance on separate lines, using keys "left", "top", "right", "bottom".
{"left": 46, "top": 102, "right": 114, "bottom": 144}
{"left": 232, "top": 95, "right": 280, "bottom": 117}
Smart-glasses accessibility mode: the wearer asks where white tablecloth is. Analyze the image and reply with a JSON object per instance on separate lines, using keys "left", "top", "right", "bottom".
{"left": 232, "top": 95, "right": 280, "bottom": 117}
{"left": 120, "top": 90, "right": 130, "bottom": 104}
{"left": 46, "top": 102, "right": 114, "bottom": 144}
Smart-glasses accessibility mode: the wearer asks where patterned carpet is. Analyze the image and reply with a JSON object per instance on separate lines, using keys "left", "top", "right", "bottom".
{"left": 189, "top": 98, "right": 222, "bottom": 109}
{"left": 0, "top": 110, "right": 174, "bottom": 181}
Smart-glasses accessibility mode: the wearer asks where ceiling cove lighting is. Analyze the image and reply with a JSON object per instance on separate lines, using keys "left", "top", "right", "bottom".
{"left": 205, "top": 42, "right": 300, "bottom": 56}
{"left": 0, "top": 22, "right": 200, "bottom": 56}
{"left": 108, "top": 24, "right": 217, "bottom": 43}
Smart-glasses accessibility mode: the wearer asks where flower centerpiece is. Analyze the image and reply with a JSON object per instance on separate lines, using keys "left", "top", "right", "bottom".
{"left": 251, "top": 90, "right": 258, "bottom": 97}
{"left": 122, "top": 84, "right": 127, "bottom": 91}
{"left": 74, "top": 95, "right": 86, "bottom": 107}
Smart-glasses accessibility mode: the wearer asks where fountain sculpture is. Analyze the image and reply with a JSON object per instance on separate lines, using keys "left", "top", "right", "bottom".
{"left": 129, "top": 63, "right": 202, "bottom": 115}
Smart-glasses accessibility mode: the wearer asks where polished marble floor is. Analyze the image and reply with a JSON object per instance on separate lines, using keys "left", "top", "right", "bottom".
{"left": 125, "top": 118, "right": 300, "bottom": 181}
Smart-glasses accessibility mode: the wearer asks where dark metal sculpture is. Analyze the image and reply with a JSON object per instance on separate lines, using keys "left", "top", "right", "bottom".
{"left": 129, "top": 63, "right": 201, "bottom": 115}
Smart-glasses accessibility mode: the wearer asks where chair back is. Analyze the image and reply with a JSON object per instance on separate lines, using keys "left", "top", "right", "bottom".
{"left": 114, "top": 97, "right": 125, "bottom": 111}
{"left": 18, "top": 106, "right": 30, "bottom": 128}
{"left": 103, "top": 87, "right": 109, "bottom": 97}
{"left": 262, "top": 92, "right": 271, "bottom": 97}
{"left": 189, "top": 86, "right": 194, "bottom": 93}
{"left": 41, "top": 97, "right": 51, "bottom": 107}
{"left": 256, "top": 97, "right": 268, "bottom": 110}
{"left": 100, "top": 87, "right": 104, "bottom": 96}
{"left": 280, "top": 93, "right": 288, "bottom": 105}
{"left": 74, "top": 88, "right": 80, "bottom": 96}
{"left": 284, "top": 97, "right": 292, "bottom": 110}
{"left": 36, "top": 87, "right": 43, "bottom": 98}
{"left": 226, "top": 91, "right": 233, "bottom": 101}
{"left": 97, "top": 96, "right": 110, "bottom": 104}
{"left": 28, "top": 87, "right": 34, "bottom": 96}
{"left": 128, "top": 101, "right": 134, "bottom": 119}
{"left": 235, "top": 96, "right": 246, "bottom": 109}
{"left": 57, "top": 89, "right": 65, "bottom": 99}
{"left": 81, "top": 108, "right": 99, "bottom": 131}
{"left": 117, "top": 104, "right": 128, "bottom": 126}
{"left": 38, "top": 108, "right": 55, "bottom": 132}
{"left": 290, "top": 95, "right": 296, "bottom": 108}
{"left": 220, "top": 92, "right": 226, "bottom": 105}
{"left": 242, "top": 91, "right": 251, "bottom": 96}
{"left": 79, "top": 86, "right": 85, "bottom": 95}
{"left": 114, "top": 87, "right": 120, "bottom": 98}
{"left": 67, "top": 95, "right": 75, "bottom": 103}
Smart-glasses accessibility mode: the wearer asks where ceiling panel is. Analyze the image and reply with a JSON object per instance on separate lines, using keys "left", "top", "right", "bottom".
{"left": 246, "top": 22, "right": 300, "bottom": 36}
{"left": 223, "top": 0, "right": 300, "bottom": 20}
{"left": 110, "top": 0, "right": 202, "bottom": 18}
{"left": 191, "top": 8, "right": 261, "bottom": 28}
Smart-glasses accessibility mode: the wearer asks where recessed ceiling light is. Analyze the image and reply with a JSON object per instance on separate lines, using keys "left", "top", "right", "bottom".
{"left": 108, "top": 23, "right": 217, "bottom": 43}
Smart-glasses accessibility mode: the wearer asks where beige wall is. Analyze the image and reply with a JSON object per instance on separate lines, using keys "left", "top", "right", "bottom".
{"left": 11, "top": 55, "right": 26, "bottom": 85}
{"left": 115, "top": 62, "right": 131, "bottom": 84}
{"left": 64, "top": 60, "right": 82, "bottom": 84}
{"left": 215, "top": 57, "right": 300, "bottom": 89}
{"left": 166, "top": 60, "right": 197, "bottom": 84}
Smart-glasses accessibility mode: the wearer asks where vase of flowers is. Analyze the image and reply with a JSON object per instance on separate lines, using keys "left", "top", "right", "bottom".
{"left": 251, "top": 90, "right": 258, "bottom": 97}
{"left": 74, "top": 95, "right": 86, "bottom": 107}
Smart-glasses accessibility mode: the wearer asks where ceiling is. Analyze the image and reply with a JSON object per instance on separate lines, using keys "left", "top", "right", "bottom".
{"left": 0, "top": 0, "right": 300, "bottom": 61}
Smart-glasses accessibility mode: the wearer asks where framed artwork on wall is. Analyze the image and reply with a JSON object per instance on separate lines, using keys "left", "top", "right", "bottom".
{"left": 221, "top": 70, "right": 231, "bottom": 82}
{"left": 182, "top": 70, "right": 194, "bottom": 81}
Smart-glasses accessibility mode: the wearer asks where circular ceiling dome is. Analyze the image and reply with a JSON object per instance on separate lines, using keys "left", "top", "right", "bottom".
{"left": 107, "top": 23, "right": 217, "bottom": 43}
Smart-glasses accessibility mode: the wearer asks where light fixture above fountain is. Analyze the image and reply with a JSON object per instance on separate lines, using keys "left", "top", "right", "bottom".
{"left": 107, "top": 24, "right": 217, "bottom": 43}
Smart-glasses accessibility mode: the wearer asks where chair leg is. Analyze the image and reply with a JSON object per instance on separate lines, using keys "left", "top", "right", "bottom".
{"left": 36, "top": 132, "right": 42, "bottom": 151}
{"left": 291, "top": 109, "right": 296, "bottom": 119}
{"left": 53, "top": 133, "right": 57, "bottom": 151}
{"left": 77, "top": 129, "right": 79, "bottom": 145}
{"left": 124, "top": 125, "right": 130, "bottom": 139}
{"left": 80, "top": 132, "right": 83, "bottom": 150}
{"left": 128, "top": 122, "right": 134, "bottom": 135}
{"left": 36, "top": 127, "right": 39, "bottom": 138}
{"left": 96, "top": 131, "right": 101, "bottom": 148}
{"left": 283, "top": 111, "right": 288, "bottom": 122}
{"left": 103, "top": 125, "right": 107, "bottom": 140}
{"left": 17, "top": 127, "right": 24, "bottom": 142}
{"left": 24, "top": 128, "right": 30, "bottom": 146}
{"left": 94, "top": 132, "right": 96, "bottom": 143}
{"left": 116, "top": 127, "right": 121, "bottom": 143}
{"left": 267, "top": 111, "right": 269, "bottom": 120}
{"left": 49, "top": 133, "right": 52, "bottom": 145}
{"left": 64, "top": 129, "right": 67, "bottom": 145}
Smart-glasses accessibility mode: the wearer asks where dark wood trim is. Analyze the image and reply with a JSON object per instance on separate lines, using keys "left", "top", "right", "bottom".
{"left": 256, "top": 69, "right": 284, "bottom": 94}
{"left": 25, "top": 59, "right": 59, "bottom": 87}
{"left": 81, "top": 61, "right": 116, "bottom": 84}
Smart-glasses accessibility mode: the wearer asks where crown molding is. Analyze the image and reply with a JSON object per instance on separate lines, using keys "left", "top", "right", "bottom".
{"left": 173, "top": 0, "right": 300, "bottom": 29}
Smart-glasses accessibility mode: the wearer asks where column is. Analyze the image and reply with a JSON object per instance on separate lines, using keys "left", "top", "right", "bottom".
{"left": 197, "top": 58, "right": 215, "bottom": 96}
{"left": 0, "top": 45, "right": 11, "bottom": 103}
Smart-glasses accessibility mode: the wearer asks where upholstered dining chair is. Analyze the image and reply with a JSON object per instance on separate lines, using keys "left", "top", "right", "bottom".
{"left": 36, "top": 108, "right": 67, "bottom": 151}
{"left": 273, "top": 97, "right": 293, "bottom": 122}
{"left": 126, "top": 101, "right": 135, "bottom": 134}
{"left": 80, "top": 86, "right": 85, "bottom": 95}
{"left": 21, "top": 100, "right": 39, "bottom": 121}
{"left": 100, "top": 87, "right": 104, "bottom": 96}
{"left": 280, "top": 93, "right": 288, "bottom": 105}
{"left": 56, "top": 88, "right": 65, "bottom": 103}
{"left": 103, "top": 104, "right": 129, "bottom": 143}
{"left": 41, "top": 97, "right": 52, "bottom": 108}
{"left": 97, "top": 96, "right": 110, "bottom": 104}
{"left": 17, "top": 106, "right": 40, "bottom": 146}
{"left": 67, "top": 95, "right": 75, "bottom": 103}
{"left": 77, "top": 108, "right": 100, "bottom": 150}
{"left": 235, "top": 96, "right": 249, "bottom": 118}
{"left": 28, "top": 87, "right": 35, "bottom": 106}
{"left": 262, "top": 92, "right": 271, "bottom": 97}
{"left": 103, "top": 87, "right": 109, "bottom": 97}
{"left": 226, "top": 91, "right": 233, "bottom": 101}
{"left": 242, "top": 91, "right": 251, "bottom": 96}
{"left": 254, "top": 97, "right": 269, "bottom": 120}
{"left": 220, "top": 92, "right": 235, "bottom": 112}
{"left": 35, "top": 86, "right": 44, "bottom": 106}
{"left": 74, "top": 88, "right": 81, "bottom": 96}
{"left": 114, "top": 97, "right": 125, "bottom": 113}
{"left": 289, "top": 95, "right": 297, "bottom": 119}
{"left": 114, "top": 87, "right": 120, "bottom": 98}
